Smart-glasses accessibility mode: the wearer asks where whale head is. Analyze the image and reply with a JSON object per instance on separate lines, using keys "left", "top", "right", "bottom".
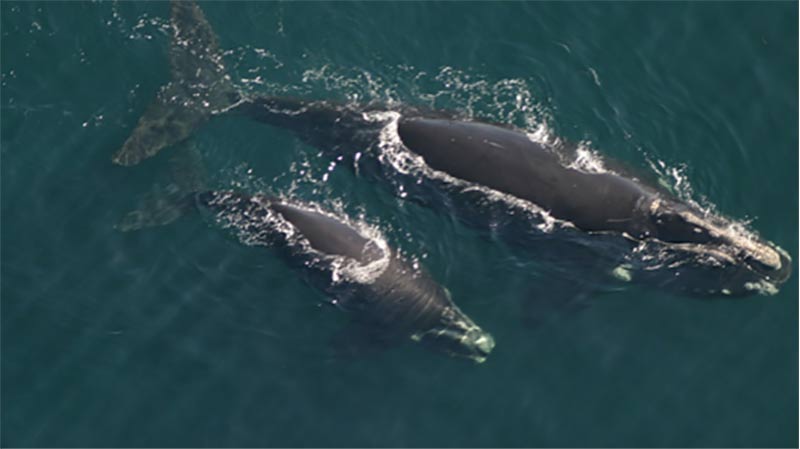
{"left": 411, "top": 301, "right": 495, "bottom": 363}
{"left": 644, "top": 198, "right": 792, "bottom": 295}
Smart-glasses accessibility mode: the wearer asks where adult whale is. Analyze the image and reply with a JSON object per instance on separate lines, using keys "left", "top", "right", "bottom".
{"left": 113, "top": 1, "right": 791, "bottom": 296}
{"left": 395, "top": 117, "right": 792, "bottom": 292}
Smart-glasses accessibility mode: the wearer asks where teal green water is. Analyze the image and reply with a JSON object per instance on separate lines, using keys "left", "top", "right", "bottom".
{"left": 2, "top": 2, "right": 797, "bottom": 447}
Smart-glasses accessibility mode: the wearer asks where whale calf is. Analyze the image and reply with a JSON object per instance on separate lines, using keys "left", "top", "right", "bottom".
{"left": 194, "top": 190, "right": 495, "bottom": 362}
{"left": 113, "top": 1, "right": 791, "bottom": 296}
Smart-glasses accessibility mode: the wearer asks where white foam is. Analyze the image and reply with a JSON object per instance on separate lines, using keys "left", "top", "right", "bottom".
{"left": 210, "top": 191, "right": 392, "bottom": 286}
{"left": 568, "top": 143, "right": 608, "bottom": 174}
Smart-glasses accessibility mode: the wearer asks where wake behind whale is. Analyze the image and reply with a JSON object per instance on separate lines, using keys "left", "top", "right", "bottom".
{"left": 114, "top": 1, "right": 791, "bottom": 298}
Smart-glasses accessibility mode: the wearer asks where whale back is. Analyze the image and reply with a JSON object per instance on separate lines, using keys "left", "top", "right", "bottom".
{"left": 270, "top": 202, "right": 377, "bottom": 263}
{"left": 397, "top": 118, "right": 652, "bottom": 235}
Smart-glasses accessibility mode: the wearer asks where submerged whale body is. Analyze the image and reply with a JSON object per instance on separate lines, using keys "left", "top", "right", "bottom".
{"left": 195, "top": 190, "right": 495, "bottom": 362}
{"left": 113, "top": 0, "right": 791, "bottom": 296}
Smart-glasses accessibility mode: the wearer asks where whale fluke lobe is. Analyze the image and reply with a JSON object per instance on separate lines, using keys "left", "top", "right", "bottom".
{"left": 113, "top": 1, "right": 238, "bottom": 166}
{"left": 112, "top": 83, "right": 208, "bottom": 166}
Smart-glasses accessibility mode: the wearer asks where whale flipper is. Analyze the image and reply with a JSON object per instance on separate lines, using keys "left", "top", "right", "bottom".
{"left": 116, "top": 144, "right": 207, "bottom": 231}
{"left": 116, "top": 182, "right": 190, "bottom": 231}
{"left": 520, "top": 282, "right": 591, "bottom": 329}
{"left": 113, "top": 1, "right": 238, "bottom": 166}
{"left": 519, "top": 273, "right": 627, "bottom": 329}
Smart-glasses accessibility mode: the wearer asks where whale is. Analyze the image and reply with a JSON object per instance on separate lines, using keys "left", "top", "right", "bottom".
{"left": 191, "top": 189, "right": 495, "bottom": 362}
{"left": 394, "top": 117, "right": 792, "bottom": 293}
{"left": 116, "top": 144, "right": 496, "bottom": 362}
{"left": 113, "top": 1, "right": 791, "bottom": 297}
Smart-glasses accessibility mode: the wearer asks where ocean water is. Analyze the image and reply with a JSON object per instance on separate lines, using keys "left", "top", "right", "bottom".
{"left": 1, "top": 2, "right": 797, "bottom": 447}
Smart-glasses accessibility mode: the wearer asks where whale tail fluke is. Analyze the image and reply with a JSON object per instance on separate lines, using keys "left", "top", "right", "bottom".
{"left": 112, "top": 1, "right": 239, "bottom": 166}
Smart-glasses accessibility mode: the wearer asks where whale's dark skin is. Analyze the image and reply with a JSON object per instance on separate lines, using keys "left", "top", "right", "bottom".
{"left": 398, "top": 118, "right": 653, "bottom": 237}
{"left": 195, "top": 190, "right": 495, "bottom": 362}
{"left": 400, "top": 117, "right": 792, "bottom": 291}
{"left": 113, "top": 0, "right": 791, "bottom": 296}
{"left": 395, "top": 118, "right": 732, "bottom": 245}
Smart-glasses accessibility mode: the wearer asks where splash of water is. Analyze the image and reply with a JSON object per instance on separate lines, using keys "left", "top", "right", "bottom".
{"left": 208, "top": 189, "right": 393, "bottom": 287}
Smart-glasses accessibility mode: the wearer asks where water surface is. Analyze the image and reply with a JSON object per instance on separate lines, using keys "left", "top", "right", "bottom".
{"left": 2, "top": 2, "right": 797, "bottom": 447}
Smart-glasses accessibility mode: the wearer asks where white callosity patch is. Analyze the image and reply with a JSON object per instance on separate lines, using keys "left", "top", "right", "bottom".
{"left": 410, "top": 303, "right": 496, "bottom": 364}
{"left": 744, "top": 279, "right": 780, "bottom": 296}
{"left": 675, "top": 207, "right": 786, "bottom": 272}
{"left": 639, "top": 192, "right": 789, "bottom": 287}
{"left": 611, "top": 264, "right": 633, "bottom": 282}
